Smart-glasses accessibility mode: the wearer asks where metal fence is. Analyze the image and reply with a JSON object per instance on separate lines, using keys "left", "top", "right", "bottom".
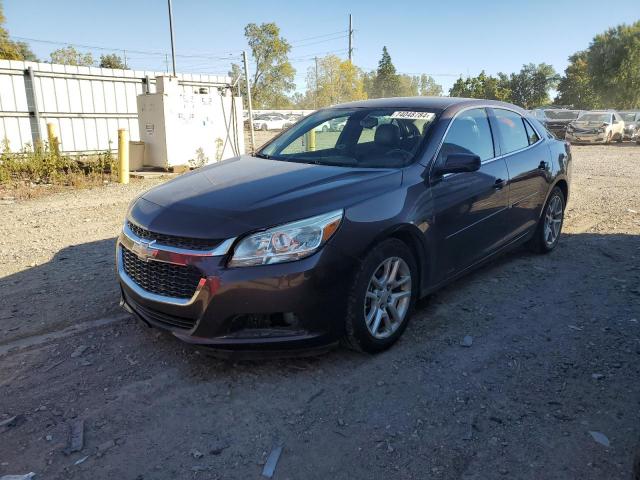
{"left": 0, "top": 59, "right": 233, "bottom": 154}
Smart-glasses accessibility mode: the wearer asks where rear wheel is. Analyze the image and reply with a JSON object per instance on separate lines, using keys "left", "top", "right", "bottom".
{"left": 344, "top": 239, "right": 417, "bottom": 353}
{"left": 261, "top": 124, "right": 268, "bottom": 131}
{"left": 527, "top": 187, "right": 565, "bottom": 254}
{"left": 616, "top": 131, "right": 623, "bottom": 143}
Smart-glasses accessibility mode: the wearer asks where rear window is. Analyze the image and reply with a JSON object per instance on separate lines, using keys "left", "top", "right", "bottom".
{"left": 523, "top": 119, "right": 540, "bottom": 145}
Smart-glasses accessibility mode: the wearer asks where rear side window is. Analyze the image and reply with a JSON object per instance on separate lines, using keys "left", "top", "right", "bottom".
{"left": 493, "top": 109, "right": 529, "bottom": 154}
{"left": 438, "top": 108, "right": 494, "bottom": 162}
{"left": 523, "top": 119, "right": 540, "bottom": 145}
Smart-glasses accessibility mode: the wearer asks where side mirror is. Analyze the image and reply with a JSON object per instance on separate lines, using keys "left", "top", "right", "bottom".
{"left": 437, "top": 153, "right": 481, "bottom": 175}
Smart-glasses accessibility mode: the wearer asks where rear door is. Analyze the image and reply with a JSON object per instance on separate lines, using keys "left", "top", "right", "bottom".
{"left": 430, "top": 107, "right": 511, "bottom": 275}
{"left": 490, "top": 108, "right": 548, "bottom": 238}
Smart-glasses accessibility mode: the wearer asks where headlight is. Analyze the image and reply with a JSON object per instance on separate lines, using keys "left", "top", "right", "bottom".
{"left": 228, "top": 210, "right": 343, "bottom": 267}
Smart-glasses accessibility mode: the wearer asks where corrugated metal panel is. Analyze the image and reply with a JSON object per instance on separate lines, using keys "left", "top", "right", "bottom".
{"left": 0, "top": 59, "right": 231, "bottom": 153}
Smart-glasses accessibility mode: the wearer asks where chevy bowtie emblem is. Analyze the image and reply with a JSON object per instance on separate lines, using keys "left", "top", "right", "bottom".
{"left": 131, "top": 238, "right": 158, "bottom": 261}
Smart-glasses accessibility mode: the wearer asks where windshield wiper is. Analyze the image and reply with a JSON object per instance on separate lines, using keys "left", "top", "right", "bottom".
{"left": 253, "top": 152, "right": 271, "bottom": 159}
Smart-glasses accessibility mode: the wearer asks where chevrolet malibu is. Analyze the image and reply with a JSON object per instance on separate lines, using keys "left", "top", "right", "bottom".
{"left": 117, "top": 98, "right": 571, "bottom": 355}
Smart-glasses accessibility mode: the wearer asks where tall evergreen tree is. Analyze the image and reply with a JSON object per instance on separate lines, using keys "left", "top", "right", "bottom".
{"left": 372, "top": 47, "right": 401, "bottom": 98}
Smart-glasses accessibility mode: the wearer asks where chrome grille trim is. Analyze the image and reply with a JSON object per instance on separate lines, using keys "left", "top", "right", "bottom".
{"left": 122, "top": 221, "right": 236, "bottom": 258}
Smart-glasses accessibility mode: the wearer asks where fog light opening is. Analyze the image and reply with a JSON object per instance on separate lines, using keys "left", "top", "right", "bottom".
{"left": 225, "top": 312, "right": 301, "bottom": 336}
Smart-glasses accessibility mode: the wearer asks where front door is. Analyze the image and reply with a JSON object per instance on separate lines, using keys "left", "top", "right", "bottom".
{"left": 430, "top": 107, "right": 511, "bottom": 277}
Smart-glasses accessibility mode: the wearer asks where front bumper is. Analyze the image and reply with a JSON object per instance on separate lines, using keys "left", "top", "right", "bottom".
{"left": 565, "top": 132, "right": 607, "bottom": 144}
{"left": 116, "top": 225, "right": 357, "bottom": 352}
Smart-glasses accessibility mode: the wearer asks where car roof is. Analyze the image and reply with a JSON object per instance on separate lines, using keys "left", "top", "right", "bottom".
{"left": 325, "top": 96, "right": 526, "bottom": 114}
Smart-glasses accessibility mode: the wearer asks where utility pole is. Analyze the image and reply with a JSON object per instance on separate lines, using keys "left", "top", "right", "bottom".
{"left": 164, "top": 54, "right": 169, "bottom": 73}
{"left": 314, "top": 56, "right": 319, "bottom": 109}
{"left": 348, "top": 14, "right": 353, "bottom": 63}
{"left": 123, "top": 50, "right": 128, "bottom": 69}
{"left": 167, "top": 0, "right": 177, "bottom": 76}
{"left": 243, "top": 51, "right": 256, "bottom": 153}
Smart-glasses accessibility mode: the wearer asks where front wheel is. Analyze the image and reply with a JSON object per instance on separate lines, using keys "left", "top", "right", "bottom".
{"left": 616, "top": 132, "right": 623, "bottom": 143}
{"left": 527, "top": 187, "right": 565, "bottom": 254}
{"left": 344, "top": 239, "right": 417, "bottom": 353}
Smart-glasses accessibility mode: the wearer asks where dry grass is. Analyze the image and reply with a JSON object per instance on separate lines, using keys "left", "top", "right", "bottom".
{"left": 0, "top": 139, "right": 120, "bottom": 200}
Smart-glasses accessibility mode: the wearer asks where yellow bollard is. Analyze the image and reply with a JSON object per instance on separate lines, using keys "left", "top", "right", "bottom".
{"left": 305, "top": 128, "right": 316, "bottom": 152}
{"left": 46, "top": 122, "right": 59, "bottom": 155}
{"left": 118, "top": 129, "right": 129, "bottom": 184}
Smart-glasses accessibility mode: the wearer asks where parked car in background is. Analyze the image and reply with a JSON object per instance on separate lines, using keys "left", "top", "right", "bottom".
{"left": 117, "top": 97, "right": 571, "bottom": 355}
{"left": 620, "top": 111, "right": 640, "bottom": 140}
{"left": 317, "top": 117, "right": 348, "bottom": 132}
{"left": 253, "top": 114, "right": 293, "bottom": 131}
{"left": 565, "top": 111, "right": 625, "bottom": 144}
{"left": 531, "top": 108, "right": 584, "bottom": 139}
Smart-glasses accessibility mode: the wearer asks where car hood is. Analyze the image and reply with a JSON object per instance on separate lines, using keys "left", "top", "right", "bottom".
{"left": 130, "top": 155, "right": 402, "bottom": 240}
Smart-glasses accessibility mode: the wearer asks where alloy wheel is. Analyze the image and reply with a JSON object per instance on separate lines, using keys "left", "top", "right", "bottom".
{"left": 543, "top": 194, "right": 563, "bottom": 247}
{"left": 364, "top": 257, "right": 412, "bottom": 339}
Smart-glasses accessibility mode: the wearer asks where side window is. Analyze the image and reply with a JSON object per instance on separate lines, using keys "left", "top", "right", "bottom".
{"left": 523, "top": 119, "right": 540, "bottom": 145}
{"left": 438, "top": 108, "right": 494, "bottom": 162}
{"left": 493, "top": 109, "right": 530, "bottom": 154}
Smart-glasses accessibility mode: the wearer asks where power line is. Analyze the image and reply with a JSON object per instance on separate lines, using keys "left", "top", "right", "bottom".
{"left": 289, "top": 30, "right": 347, "bottom": 43}
{"left": 290, "top": 34, "right": 349, "bottom": 49}
{"left": 10, "top": 35, "right": 241, "bottom": 60}
{"left": 289, "top": 48, "right": 349, "bottom": 63}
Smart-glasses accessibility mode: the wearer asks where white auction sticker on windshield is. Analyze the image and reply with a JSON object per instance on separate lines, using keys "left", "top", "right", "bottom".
{"left": 390, "top": 111, "right": 435, "bottom": 120}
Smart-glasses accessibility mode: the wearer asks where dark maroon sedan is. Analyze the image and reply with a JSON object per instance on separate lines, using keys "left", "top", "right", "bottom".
{"left": 117, "top": 97, "right": 571, "bottom": 355}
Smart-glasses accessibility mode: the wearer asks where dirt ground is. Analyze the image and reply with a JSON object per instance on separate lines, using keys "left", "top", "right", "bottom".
{"left": 1, "top": 144, "right": 639, "bottom": 480}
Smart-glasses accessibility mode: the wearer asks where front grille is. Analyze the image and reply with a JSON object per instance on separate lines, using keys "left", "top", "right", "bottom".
{"left": 125, "top": 293, "right": 196, "bottom": 330}
{"left": 128, "top": 221, "right": 221, "bottom": 251}
{"left": 121, "top": 246, "right": 202, "bottom": 299}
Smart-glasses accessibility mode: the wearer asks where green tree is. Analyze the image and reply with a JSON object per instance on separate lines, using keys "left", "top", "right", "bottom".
{"left": 305, "top": 54, "right": 366, "bottom": 107}
{"left": 228, "top": 63, "right": 247, "bottom": 99}
{"left": 244, "top": 22, "right": 295, "bottom": 108}
{"left": 371, "top": 46, "right": 402, "bottom": 98}
{"left": 14, "top": 41, "right": 37, "bottom": 61}
{"left": 587, "top": 21, "right": 640, "bottom": 109}
{"left": 449, "top": 71, "right": 511, "bottom": 101}
{"left": 509, "top": 63, "right": 559, "bottom": 108}
{"left": 419, "top": 74, "right": 443, "bottom": 96}
{"left": 555, "top": 51, "right": 601, "bottom": 109}
{"left": 50, "top": 46, "right": 93, "bottom": 66}
{"left": 99, "top": 53, "right": 127, "bottom": 69}
{"left": 0, "top": 2, "right": 36, "bottom": 60}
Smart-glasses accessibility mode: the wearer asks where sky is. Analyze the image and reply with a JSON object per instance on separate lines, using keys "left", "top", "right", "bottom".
{"left": 4, "top": 0, "right": 640, "bottom": 93}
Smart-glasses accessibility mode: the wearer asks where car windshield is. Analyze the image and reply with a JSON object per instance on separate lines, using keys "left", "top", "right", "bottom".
{"left": 545, "top": 110, "right": 580, "bottom": 120}
{"left": 258, "top": 107, "right": 439, "bottom": 168}
{"left": 578, "top": 113, "right": 611, "bottom": 123}
{"left": 621, "top": 112, "right": 638, "bottom": 122}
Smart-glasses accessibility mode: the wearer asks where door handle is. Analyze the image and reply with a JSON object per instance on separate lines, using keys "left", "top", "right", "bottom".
{"left": 493, "top": 178, "right": 505, "bottom": 190}
{"left": 538, "top": 161, "right": 548, "bottom": 170}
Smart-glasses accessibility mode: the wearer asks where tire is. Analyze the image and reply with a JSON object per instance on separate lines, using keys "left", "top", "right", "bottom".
{"left": 261, "top": 124, "right": 268, "bottom": 131}
{"left": 616, "top": 131, "right": 623, "bottom": 143}
{"left": 343, "top": 238, "right": 418, "bottom": 353}
{"left": 526, "top": 186, "right": 565, "bottom": 254}
{"left": 605, "top": 132, "right": 612, "bottom": 144}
